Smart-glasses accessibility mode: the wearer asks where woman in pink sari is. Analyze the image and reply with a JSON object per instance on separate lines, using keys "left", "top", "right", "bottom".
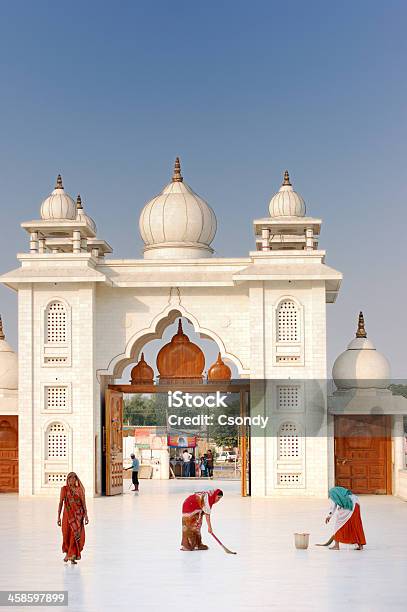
{"left": 181, "top": 489, "right": 223, "bottom": 551}
{"left": 57, "top": 472, "right": 89, "bottom": 564}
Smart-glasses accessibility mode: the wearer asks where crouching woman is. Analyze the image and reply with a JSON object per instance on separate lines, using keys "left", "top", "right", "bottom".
{"left": 181, "top": 489, "right": 223, "bottom": 551}
{"left": 325, "top": 486, "right": 366, "bottom": 550}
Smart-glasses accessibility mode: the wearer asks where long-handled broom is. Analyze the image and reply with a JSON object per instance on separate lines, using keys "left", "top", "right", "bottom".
{"left": 211, "top": 532, "right": 237, "bottom": 555}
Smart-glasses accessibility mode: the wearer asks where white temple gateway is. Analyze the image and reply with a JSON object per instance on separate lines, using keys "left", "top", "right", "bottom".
{"left": 0, "top": 159, "right": 406, "bottom": 499}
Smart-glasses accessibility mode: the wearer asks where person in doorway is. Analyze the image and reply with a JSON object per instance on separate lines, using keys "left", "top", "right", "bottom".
{"left": 182, "top": 449, "right": 192, "bottom": 477}
{"left": 325, "top": 486, "right": 366, "bottom": 550}
{"left": 206, "top": 450, "right": 214, "bottom": 478}
{"left": 181, "top": 489, "right": 223, "bottom": 551}
{"left": 125, "top": 454, "right": 140, "bottom": 492}
{"left": 200, "top": 456, "right": 208, "bottom": 478}
{"left": 57, "top": 472, "right": 89, "bottom": 564}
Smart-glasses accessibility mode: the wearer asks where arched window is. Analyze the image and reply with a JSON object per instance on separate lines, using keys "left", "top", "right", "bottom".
{"left": 46, "top": 422, "right": 68, "bottom": 459}
{"left": 46, "top": 301, "right": 67, "bottom": 344}
{"left": 277, "top": 299, "right": 299, "bottom": 342}
{"left": 278, "top": 421, "right": 300, "bottom": 459}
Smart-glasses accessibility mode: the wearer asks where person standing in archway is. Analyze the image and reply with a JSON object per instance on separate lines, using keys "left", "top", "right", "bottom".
{"left": 125, "top": 453, "right": 140, "bottom": 492}
{"left": 57, "top": 472, "right": 89, "bottom": 564}
{"left": 182, "top": 448, "right": 192, "bottom": 477}
{"left": 206, "top": 449, "right": 214, "bottom": 478}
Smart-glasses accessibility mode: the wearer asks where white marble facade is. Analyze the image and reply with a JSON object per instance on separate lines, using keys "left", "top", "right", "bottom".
{"left": 1, "top": 161, "right": 405, "bottom": 498}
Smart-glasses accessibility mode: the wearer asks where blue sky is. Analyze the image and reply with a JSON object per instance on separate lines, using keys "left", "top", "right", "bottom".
{"left": 0, "top": 1, "right": 406, "bottom": 376}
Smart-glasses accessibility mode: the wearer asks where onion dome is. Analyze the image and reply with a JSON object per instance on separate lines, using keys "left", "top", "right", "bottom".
{"left": 130, "top": 353, "right": 154, "bottom": 384}
{"left": 208, "top": 353, "right": 231, "bottom": 381}
{"left": 156, "top": 319, "right": 205, "bottom": 382}
{"left": 139, "top": 158, "right": 217, "bottom": 259}
{"left": 269, "top": 171, "right": 306, "bottom": 217}
{"left": 332, "top": 312, "right": 391, "bottom": 390}
{"left": 40, "top": 174, "right": 77, "bottom": 220}
{"left": 76, "top": 195, "right": 97, "bottom": 233}
{"left": 0, "top": 316, "right": 18, "bottom": 391}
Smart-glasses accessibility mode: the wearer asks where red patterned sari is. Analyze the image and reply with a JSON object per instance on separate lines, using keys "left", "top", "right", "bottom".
{"left": 60, "top": 482, "right": 86, "bottom": 560}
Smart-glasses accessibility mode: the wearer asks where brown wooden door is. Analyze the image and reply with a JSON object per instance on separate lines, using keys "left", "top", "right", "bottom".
{"left": 105, "top": 389, "right": 123, "bottom": 496}
{"left": 0, "top": 416, "right": 18, "bottom": 492}
{"left": 335, "top": 415, "right": 391, "bottom": 494}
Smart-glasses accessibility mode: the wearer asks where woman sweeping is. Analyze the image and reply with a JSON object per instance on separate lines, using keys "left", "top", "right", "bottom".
{"left": 181, "top": 489, "right": 223, "bottom": 551}
{"left": 57, "top": 472, "right": 89, "bottom": 563}
{"left": 325, "top": 486, "right": 366, "bottom": 550}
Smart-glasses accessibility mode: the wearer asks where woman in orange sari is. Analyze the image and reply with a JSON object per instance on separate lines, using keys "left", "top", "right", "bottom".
{"left": 181, "top": 489, "right": 223, "bottom": 551}
{"left": 57, "top": 472, "right": 89, "bottom": 564}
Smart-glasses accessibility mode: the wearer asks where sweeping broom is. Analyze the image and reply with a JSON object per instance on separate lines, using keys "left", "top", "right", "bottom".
{"left": 211, "top": 532, "right": 237, "bottom": 555}
{"left": 315, "top": 535, "right": 335, "bottom": 546}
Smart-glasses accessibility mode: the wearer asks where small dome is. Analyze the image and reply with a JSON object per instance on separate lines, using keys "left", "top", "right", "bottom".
{"left": 139, "top": 158, "right": 217, "bottom": 259}
{"left": 130, "top": 353, "right": 154, "bottom": 384}
{"left": 0, "top": 316, "right": 18, "bottom": 391}
{"left": 208, "top": 353, "right": 231, "bottom": 381}
{"left": 269, "top": 171, "right": 306, "bottom": 217}
{"left": 332, "top": 312, "right": 391, "bottom": 390}
{"left": 156, "top": 320, "right": 205, "bottom": 382}
{"left": 76, "top": 195, "right": 97, "bottom": 233}
{"left": 40, "top": 175, "right": 77, "bottom": 220}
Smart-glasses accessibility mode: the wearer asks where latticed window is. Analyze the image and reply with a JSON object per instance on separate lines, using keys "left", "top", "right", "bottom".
{"left": 47, "top": 473, "right": 67, "bottom": 485}
{"left": 45, "top": 386, "right": 68, "bottom": 411}
{"left": 277, "top": 300, "right": 299, "bottom": 342}
{"left": 278, "top": 386, "right": 300, "bottom": 411}
{"left": 46, "top": 301, "right": 67, "bottom": 344}
{"left": 278, "top": 422, "right": 300, "bottom": 458}
{"left": 278, "top": 473, "right": 301, "bottom": 485}
{"left": 46, "top": 423, "right": 68, "bottom": 459}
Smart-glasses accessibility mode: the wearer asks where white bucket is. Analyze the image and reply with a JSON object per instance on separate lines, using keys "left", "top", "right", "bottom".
{"left": 294, "top": 533, "right": 310, "bottom": 549}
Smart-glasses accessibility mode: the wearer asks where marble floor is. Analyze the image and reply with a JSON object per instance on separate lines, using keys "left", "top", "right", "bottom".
{"left": 0, "top": 481, "right": 406, "bottom": 611}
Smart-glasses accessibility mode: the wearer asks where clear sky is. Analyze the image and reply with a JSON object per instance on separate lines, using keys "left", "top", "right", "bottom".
{"left": 0, "top": 0, "right": 406, "bottom": 377}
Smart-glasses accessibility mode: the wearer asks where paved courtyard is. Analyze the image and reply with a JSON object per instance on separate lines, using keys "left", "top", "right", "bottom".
{"left": 1, "top": 480, "right": 406, "bottom": 611}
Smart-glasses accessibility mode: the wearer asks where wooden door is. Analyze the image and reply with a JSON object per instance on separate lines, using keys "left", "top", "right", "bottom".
{"left": 105, "top": 389, "right": 123, "bottom": 496}
{"left": 335, "top": 415, "right": 391, "bottom": 494}
{"left": 0, "top": 416, "right": 18, "bottom": 492}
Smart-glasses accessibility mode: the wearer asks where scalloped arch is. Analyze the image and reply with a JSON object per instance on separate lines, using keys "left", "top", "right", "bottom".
{"left": 97, "top": 304, "right": 246, "bottom": 379}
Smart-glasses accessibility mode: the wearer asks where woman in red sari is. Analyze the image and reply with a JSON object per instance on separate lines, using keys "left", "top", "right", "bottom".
{"left": 181, "top": 489, "right": 223, "bottom": 551}
{"left": 325, "top": 486, "right": 366, "bottom": 550}
{"left": 57, "top": 472, "right": 89, "bottom": 563}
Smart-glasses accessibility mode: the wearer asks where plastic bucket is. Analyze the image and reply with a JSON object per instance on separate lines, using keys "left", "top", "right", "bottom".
{"left": 294, "top": 533, "right": 310, "bottom": 549}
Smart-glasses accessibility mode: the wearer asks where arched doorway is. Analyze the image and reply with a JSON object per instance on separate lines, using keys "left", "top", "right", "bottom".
{"left": 102, "top": 316, "right": 250, "bottom": 497}
{"left": 0, "top": 416, "right": 18, "bottom": 492}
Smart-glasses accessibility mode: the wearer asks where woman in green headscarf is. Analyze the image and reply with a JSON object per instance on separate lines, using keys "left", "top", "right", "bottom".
{"left": 325, "top": 486, "right": 366, "bottom": 550}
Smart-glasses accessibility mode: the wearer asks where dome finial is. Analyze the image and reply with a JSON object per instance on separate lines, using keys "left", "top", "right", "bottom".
{"left": 283, "top": 170, "right": 291, "bottom": 186}
{"left": 177, "top": 319, "right": 183, "bottom": 333}
{"left": 76, "top": 194, "right": 83, "bottom": 210}
{"left": 172, "top": 157, "right": 183, "bottom": 183}
{"left": 0, "top": 315, "right": 4, "bottom": 341}
{"left": 356, "top": 311, "right": 367, "bottom": 338}
{"left": 55, "top": 174, "right": 64, "bottom": 190}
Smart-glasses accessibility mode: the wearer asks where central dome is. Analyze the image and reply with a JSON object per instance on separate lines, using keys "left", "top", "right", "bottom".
{"left": 269, "top": 171, "right": 306, "bottom": 217}
{"left": 156, "top": 320, "right": 205, "bottom": 382}
{"left": 139, "top": 158, "right": 217, "bottom": 259}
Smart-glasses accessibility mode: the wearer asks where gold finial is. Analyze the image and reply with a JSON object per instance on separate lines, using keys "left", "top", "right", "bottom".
{"left": 177, "top": 319, "right": 183, "bottom": 333}
{"left": 0, "top": 315, "right": 5, "bottom": 340}
{"left": 55, "top": 174, "right": 64, "bottom": 189}
{"left": 172, "top": 157, "right": 183, "bottom": 182}
{"left": 283, "top": 170, "right": 291, "bottom": 186}
{"left": 356, "top": 311, "right": 367, "bottom": 338}
{"left": 76, "top": 194, "right": 83, "bottom": 210}
{"left": 140, "top": 352, "right": 145, "bottom": 361}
